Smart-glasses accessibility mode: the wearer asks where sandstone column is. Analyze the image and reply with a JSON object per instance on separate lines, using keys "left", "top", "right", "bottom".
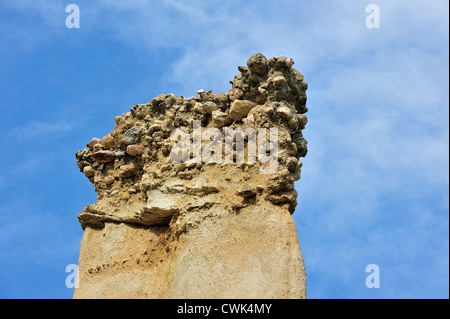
{"left": 74, "top": 53, "right": 309, "bottom": 298}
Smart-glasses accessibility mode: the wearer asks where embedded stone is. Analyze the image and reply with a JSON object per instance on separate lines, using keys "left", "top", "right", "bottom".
{"left": 149, "top": 124, "right": 162, "bottom": 132}
{"left": 212, "top": 110, "right": 233, "bottom": 128}
{"left": 202, "top": 102, "right": 219, "bottom": 114}
{"left": 229, "top": 100, "right": 257, "bottom": 121}
{"left": 237, "top": 185, "right": 255, "bottom": 198}
{"left": 101, "top": 134, "right": 116, "bottom": 149}
{"left": 227, "top": 88, "right": 244, "bottom": 101}
{"left": 115, "top": 150, "right": 126, "bottom": 157}
{"left": 126, "top": 145, "right": 144, "bottom": 157}
{"left": 83, "top": 166, "right": 95, "bottom": 177}
{"left": 122, "top": 126, "right": 142, "bottom": 145}
{"left": 297, "top": 114, "right": 308, "bottom": 129}
{"left": 175, "top": 163, "right": 186, "bottom": 172}
{"left": 276, "top": 105, "right": 293, "bottom": 119}
{"left": 119, "top": 163, "right": 138, "bottom": 177}
{"left": 104, "top": 176, "right": 115, "bottom": 185}
{"left": 272, "top": 76, "right": 287, "bottom": 88}
{"left": 91, "top": 150, "right": 116, "bottom": 163}
{"left": 93, "top": 143, "right": 104, "bottom": 152}
{"left": 246, "top": 53, "right": 268, "bottom": 75}
{"left": 88, "top": 138, "right": 101, "bottom": 149}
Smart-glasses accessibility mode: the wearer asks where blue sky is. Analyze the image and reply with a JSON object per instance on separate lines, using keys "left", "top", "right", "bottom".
{"left": 0, "top": 0, "right": 448, "bottom": 299}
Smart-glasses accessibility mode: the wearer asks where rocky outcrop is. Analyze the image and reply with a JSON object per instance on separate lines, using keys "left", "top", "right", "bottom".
{"left": 74, "top": 53, "right": 308, "bottom": 299}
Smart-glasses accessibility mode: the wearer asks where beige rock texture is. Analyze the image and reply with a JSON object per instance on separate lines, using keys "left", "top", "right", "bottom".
{"left": 74, "top": 53, "right": 309, "bottom": 299}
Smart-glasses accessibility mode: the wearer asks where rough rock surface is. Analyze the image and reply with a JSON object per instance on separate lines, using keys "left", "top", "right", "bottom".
{"left": 74, "top": 53, "right": 309, "bottom": 299}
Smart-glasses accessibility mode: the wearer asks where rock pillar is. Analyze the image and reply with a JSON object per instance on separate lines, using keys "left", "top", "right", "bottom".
{"left": 74, "top": 53, "right": 308, "bottom": 298}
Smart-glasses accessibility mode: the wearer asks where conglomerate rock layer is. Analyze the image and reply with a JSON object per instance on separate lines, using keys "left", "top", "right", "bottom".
{"left": 74, "top": 53, "right": 308, "bottom": 298}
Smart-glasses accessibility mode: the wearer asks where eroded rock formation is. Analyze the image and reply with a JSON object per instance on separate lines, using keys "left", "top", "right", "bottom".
{"left": 74, "top": 53, "right": 308, "bottom": 298}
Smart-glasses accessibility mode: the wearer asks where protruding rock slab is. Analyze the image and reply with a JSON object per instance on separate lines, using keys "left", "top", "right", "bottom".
{"left": 74, "top": 202, "right": 306, "bottom": 298}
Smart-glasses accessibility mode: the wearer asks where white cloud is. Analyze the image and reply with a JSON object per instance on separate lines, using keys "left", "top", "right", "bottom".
{"left": 6, "top": 120, "right": 77, "bottom": 140}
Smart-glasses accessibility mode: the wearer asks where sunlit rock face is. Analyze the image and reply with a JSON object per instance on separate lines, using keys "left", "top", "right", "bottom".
{"left": 74, "top": 53, "right": 308, "bottom": 299}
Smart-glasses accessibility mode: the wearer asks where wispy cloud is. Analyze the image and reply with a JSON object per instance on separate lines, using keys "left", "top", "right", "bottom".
{"left": 6, "top": 120, "right": 77, "bottom": 141}
{"left": 0, "top": 201, "right": 81, "bottom": 270}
